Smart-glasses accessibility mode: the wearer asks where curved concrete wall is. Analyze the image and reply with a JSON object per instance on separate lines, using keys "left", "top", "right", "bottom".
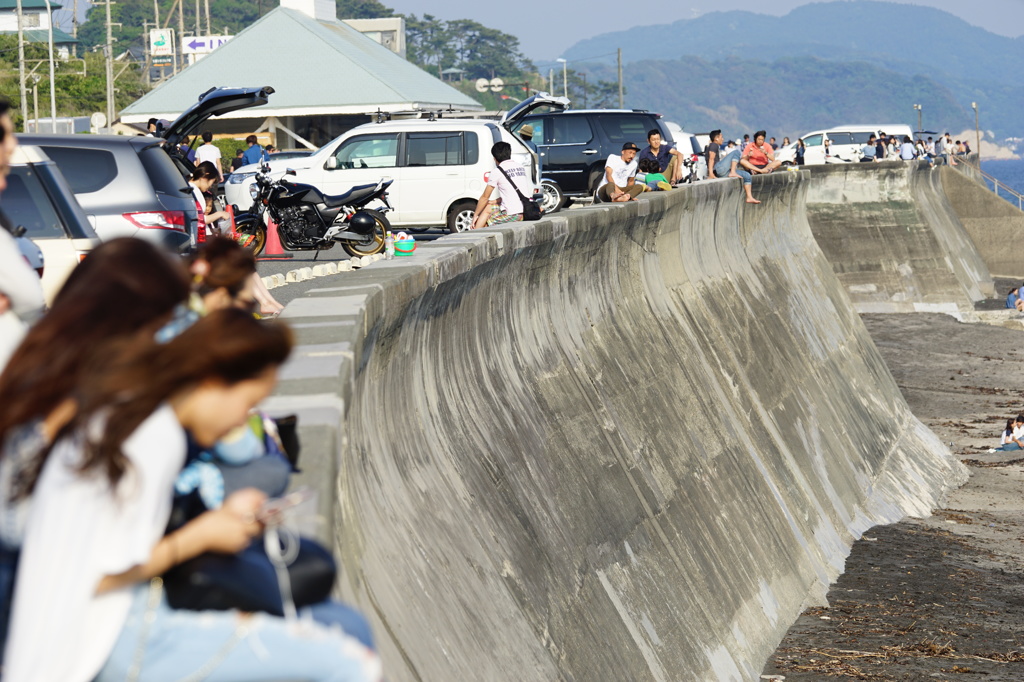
{"left": 269, "top": 172, "right": 966, "bottom": 681}
{"left": 940, "top": 164, "right": 1024, "bottom": 278}
{"left": 804, "top": 161, "right": 993, "bottom": 314}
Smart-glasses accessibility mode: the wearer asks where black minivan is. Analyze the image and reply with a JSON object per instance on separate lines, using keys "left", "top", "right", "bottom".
{"left": 21, "top": 86, "right": 273, "bottom": 254}
{"left": 511, "top": 109, "right": 673, "bottom": 206}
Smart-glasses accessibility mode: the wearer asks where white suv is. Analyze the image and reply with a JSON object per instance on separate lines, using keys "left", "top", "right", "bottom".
{"left": 226, "top": 94, "right": 569, "bottom": 232}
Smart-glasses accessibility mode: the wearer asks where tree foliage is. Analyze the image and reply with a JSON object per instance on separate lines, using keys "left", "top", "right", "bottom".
{"left": 75, "top": 0, "right": 392, "bottom": 53}
{"left": 0, "top": 35, "right": 146, "bottom": 130}
{"left": 404, "top": 14, "right": 533, "bottom": 81}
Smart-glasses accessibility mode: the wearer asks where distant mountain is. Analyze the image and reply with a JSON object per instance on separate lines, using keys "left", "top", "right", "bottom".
{"left": 561, "top": 1, "right": 1022, "bottom": 139}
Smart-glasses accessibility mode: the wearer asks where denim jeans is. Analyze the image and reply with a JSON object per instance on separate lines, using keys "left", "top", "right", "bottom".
{"left": 97, "top": 582, "right": 381, "bottom": 682}
{"left": 713, "top": 149, "right": 752, "bottom": 185}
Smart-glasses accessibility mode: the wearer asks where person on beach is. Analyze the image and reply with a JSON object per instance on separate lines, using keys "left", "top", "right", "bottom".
{"left": 900, "top": 136, "right": 916, "bottom": 161}
{"left": 991, "top": 416, "right": 1024, "bottom": 451}
{"left": 472, "top": 141, "right": 533, "bottom": 227}
{"left": 861, "top": 135, "right": 878, "bottom": 162}
{"left": 706, "top": 130, "right": 760, "bottom": 204}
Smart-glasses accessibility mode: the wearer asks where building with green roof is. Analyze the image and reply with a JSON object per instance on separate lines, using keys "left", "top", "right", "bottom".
{"left": 0, "top": 0, "right": 77, "bottom": 56}
{"left": 120, "top": 0, "right": 482, "bottom": 149}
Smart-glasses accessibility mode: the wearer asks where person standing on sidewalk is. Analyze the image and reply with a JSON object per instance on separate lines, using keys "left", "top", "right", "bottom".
{"left": 240, "top": 135, "right": 268, "bottom": 168}
{"left": 195, "top": 131, "right": 224, "bottom": 181}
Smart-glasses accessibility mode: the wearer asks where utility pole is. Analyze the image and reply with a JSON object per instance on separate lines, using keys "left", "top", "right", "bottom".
{"left": 582, "top": 72, "right": 587, "bottom": 108}
{"left": 71, "top": 0, "right": 78, "bottom": 55}
{"left": 104, "top": 0, "right": 114, "bottom": 132}
{"left": 204, "top": 0, "right": 211, "bottom": 36}
{"left": 972, "top": 102, "right": 980, "bottom": 162}
{"left": 194, "top": 0, "right": 199, "bottom": 37}
{"left": 617, "top": 48, "right": 623, "bottom": 108}
{"left": 16, "top": 0, "right": 27, "bottom": 130}
{"left": 177, "top": 0, "right": 185, "bottom": 72}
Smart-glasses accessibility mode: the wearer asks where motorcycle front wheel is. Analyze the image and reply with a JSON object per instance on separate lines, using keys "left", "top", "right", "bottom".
{"left": 342, "top": 209, "right": 389, "bottom": 257}
{"left": 233, "top": 216, "right": 267, "bottom": 256}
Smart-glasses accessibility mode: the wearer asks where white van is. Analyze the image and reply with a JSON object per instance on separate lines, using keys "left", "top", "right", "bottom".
{"left": 226, "top": 94, "right": 569, "bottom": 232}
{"left": 776, "top": 124, "right": 914, "bottom": 165}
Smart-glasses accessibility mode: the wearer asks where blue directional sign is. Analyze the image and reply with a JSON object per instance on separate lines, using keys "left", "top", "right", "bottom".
{"left": 181, "top": 35, "right": 233, "bottom": 54}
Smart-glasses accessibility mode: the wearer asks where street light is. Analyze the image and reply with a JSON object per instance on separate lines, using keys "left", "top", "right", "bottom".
{"left": 972, "top": 102, "right": 980, "bottom": 161}
{"left": 913, "top": 103, "right": 922, "bottom": 133}
{"left": 556, "top": 58, "right": 568, "bottom": 99}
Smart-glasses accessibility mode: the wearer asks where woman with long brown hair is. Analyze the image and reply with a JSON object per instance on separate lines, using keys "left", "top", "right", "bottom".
{"left": 3, "top": 309, "right": 380, "bottom": 682}
{"left": 0, "top": 239, "right": 191, "bottom": 656}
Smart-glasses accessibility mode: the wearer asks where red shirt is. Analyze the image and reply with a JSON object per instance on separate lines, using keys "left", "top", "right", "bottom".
{"left": 743, "top": 142, "right": 771, "bottom": 166}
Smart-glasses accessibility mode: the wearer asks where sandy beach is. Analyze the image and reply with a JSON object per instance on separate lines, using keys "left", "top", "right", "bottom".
{"left": 762, "top": 312, "right": 1024, "bottom": 680}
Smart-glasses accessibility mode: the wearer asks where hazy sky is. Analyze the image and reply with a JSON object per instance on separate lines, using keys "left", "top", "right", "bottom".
{"left": 381, "top": 0, "right": 1024, "bottom": 62}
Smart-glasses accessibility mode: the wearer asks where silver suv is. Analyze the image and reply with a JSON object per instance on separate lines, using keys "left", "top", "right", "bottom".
{"left": 21, "top": 86, "right": 274, "bottom": 253}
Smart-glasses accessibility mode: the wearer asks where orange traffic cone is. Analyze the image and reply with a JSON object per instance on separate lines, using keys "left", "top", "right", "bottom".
{"left": 257, "top": 217, "right": 292, "bottom": 260}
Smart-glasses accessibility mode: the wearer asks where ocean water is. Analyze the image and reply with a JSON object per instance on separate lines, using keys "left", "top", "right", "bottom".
{"left": 981, "top": 158, "right": 1024, "bottom": 207}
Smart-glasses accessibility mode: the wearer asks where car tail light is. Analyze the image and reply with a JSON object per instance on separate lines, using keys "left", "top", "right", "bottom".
{"left": 123, "top": 210, "right": 187, "bottom": 233}
{"left": 194, "top": 198, "right": 207, "bottom": 244}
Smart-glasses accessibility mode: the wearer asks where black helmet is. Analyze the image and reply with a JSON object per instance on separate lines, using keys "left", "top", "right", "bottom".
{"left": 348, "top": 211, "right": 377, "bottom": 235}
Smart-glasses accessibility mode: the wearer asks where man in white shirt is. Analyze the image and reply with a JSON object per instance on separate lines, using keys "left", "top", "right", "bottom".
{"left": 472, "top": 141, "right": 533, "bottom": 228}
{"left": 597, "top": 142, "right": 644, "bottom": 202}
{"left": 195, "top": 131, "right": 223, "bottom": 181}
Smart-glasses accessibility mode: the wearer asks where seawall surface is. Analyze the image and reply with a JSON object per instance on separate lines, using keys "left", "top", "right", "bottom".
{"left": 804, "top": 161, "right": 993, "bottom": 314}
{"left": 940, "top": 163, "right": 1024, "bottom": 278}
{"left": 267, "top": 172, "right": 966, "bottom": 681}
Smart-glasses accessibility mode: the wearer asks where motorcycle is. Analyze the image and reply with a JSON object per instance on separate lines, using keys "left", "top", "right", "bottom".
{"left": 232, "top": 165, "right": 393, "bottom": 257}
{"left": 680, "top": 153, "right": 701, "bottom": 184}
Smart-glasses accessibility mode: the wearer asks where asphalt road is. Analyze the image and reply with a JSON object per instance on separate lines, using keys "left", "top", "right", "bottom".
{"left": 255, "top": 228, "right": 447, "bottom": 306}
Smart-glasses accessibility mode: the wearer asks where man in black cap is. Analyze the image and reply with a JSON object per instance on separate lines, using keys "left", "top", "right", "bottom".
{"left": 596, "top": 141, "right": 645, "bottom": 202}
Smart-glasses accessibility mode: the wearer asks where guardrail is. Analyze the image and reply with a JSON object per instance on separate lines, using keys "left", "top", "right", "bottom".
{"left": 954, "top": 155, "right": 1024, "bottom": 211}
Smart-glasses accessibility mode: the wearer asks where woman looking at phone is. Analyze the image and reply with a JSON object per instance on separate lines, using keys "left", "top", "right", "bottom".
{"left": 3, "top": 310, "right": 381, "bottom": 682}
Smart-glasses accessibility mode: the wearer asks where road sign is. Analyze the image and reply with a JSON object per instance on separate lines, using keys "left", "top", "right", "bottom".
{"left": 489, "top": 78, "right": 504, "bottom": 92}
{"left": 181, "top": 35, "right": 233, "bottom": 55}
{"left": 474, "top": 78, "right": 489, "bottom": 93}
{"left": 152, "top": 56, "right": 174, "bottom": 67}
{"left": 149, "top": 29, "right": 175, "bottom": 57}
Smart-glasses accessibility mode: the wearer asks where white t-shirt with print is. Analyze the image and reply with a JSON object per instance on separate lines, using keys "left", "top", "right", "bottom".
{"left": 487, "top": 159, "right": 531, "bottom": 215}
{"left": 597, "top": 154, "right": 637, "bottom": 190}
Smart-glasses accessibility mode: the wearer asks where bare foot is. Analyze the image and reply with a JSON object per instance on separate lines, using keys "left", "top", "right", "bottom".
{"left": 613, "top": 194, "right": 630, "bottom": 202}
{"left": 746, "top": 197, "right": 761, "bottom": 204}
{"left": 728, "top": 172, "right": 741, "bottom": 178}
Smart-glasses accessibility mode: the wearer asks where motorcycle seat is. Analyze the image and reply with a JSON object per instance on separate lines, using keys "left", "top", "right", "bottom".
{"left": 320, "top": 183, "right": 380, "bottom": 208}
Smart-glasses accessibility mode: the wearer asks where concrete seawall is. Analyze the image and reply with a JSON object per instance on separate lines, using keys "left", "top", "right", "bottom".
{"left": 940, "top": 164, "right": 1024, "bottom": 278}
{"left": 268, "top": 172, "right": 966, "bottom": 680}
{"left": 804, "top": 161, "right": 993, "bottom": 314}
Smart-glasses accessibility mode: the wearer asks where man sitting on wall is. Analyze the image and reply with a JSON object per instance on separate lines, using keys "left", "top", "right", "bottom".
{"left": 596, "top": 142, "right": 645, "bottom": 202}
{"left": 637, "top": 129, "right": 684, "bottom": 185}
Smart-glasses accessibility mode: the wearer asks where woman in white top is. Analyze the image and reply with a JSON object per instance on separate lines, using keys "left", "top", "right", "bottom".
{"left": 3, "top": 309, "right": 381, "bottom": 682}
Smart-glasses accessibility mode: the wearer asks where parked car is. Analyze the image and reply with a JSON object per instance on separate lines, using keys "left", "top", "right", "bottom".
{"left": 4, "top": 144, "right": 101, "bottom": 301}
{"left": 20, "top": 86, "right": 274, "bottom": 253}
{"left": 508, "top": 108, "right": 674, "bottom": 203}
{"left": 776, "top": 124, "right": 915, "bottom": 165}
{"left": 226, "top": 94, "right": 570, "bottom": 232}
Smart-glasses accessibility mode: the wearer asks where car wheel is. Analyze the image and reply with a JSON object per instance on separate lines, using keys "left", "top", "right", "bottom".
{"left": 447, "top": 200, "right": 476, "bottom": 233}
{"left": 342, "top": 209, "right": 389, "bottom": 257}
{"left": 540, "top": 180, "right": 564, "bottom": 213}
